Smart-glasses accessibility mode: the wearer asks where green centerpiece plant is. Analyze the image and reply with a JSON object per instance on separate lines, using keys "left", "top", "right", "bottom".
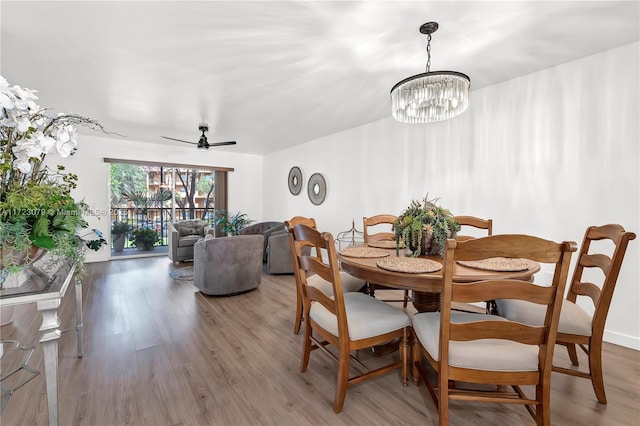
{"left": 393, "top": 195, "right": 460, "bottom": 257}
{"left": 0, "top": 75, "right": 107, "bottom": 284}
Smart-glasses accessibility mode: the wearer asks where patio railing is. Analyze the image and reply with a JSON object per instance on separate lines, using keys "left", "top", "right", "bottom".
{"left": 110, "top": 207, "right": 215, "bottom": 249}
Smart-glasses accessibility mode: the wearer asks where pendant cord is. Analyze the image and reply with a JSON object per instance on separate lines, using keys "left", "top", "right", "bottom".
{"left": 426, "top": 33, "right": 432, "bottom": 73}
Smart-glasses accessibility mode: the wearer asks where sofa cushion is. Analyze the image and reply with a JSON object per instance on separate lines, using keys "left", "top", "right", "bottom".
{"left": 176, "top": 220, "right": 206, "bottom": 237}
{"left": 178, "top": 234, "right": 202, "bottom": 247}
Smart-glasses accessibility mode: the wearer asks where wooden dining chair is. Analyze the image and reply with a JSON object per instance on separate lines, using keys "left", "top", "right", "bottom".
{"left": 286, "top": 216, "right": 366, "bottom": 334}
{"left": 453, "top": 215, "right": 494, "bottom": 313}
{"left": 454, "top": 215, "right": 493, "bottom": 241}
{"left": 363, "top": 215, "right": 410, "bottom": 307}
{"left": 291, "top": 224, "right": 411, "bottom": 413}
{"left": 495, "top": 224, "right": 636, "bottom": 404}
{"left": 412, "top": 235, "right": 576, "bottom": 426}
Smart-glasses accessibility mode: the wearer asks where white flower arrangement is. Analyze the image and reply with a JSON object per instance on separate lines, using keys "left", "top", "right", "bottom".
{"left": 0, "top": 75, "right": 104, "bottom": 192}
{"left": 1, "top": 76, "right": 108, "bottom": 279}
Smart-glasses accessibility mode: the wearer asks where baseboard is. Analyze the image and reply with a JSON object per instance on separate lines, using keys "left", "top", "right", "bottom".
{"left": 603, "top": 330, "right": 640, "bottom": 350}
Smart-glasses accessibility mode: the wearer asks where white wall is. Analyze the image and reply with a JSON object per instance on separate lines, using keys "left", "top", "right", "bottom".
{"left": 263, "top": 42, "right": 640, "bottom": 349}
{"left": 53, "top": 136, "right": 263, "bottom": 263}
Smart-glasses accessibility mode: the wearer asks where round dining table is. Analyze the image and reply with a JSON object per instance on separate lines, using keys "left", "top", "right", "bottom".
{"left": 338, "top": 245, "right": 540, "bottom": 312}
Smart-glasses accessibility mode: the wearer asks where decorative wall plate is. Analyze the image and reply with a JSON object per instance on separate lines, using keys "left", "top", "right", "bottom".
{"left": 307, "top": 173, "right": 326, "bottom": 205}
{"left": 288, "top": 166, "right": 302, "bottom": 195}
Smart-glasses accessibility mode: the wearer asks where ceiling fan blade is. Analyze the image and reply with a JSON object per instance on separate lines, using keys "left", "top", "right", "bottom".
{"left": 161, "top": 136, "right": 197, "bottom": 145}
{"left": 208, "top": 141, "right": 237, "bottom": 147}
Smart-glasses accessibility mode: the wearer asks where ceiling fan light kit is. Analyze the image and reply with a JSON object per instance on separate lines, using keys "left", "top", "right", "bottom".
{"left": 391, "top": 21, "right": 470, "bottom": 123}
{"left": 197, "top": 123, "right": 209, "bottom": 149}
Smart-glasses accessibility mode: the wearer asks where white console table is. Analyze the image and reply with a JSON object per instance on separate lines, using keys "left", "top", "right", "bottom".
{"left": 0, "top": 255, "right": 84, "bottom": 426}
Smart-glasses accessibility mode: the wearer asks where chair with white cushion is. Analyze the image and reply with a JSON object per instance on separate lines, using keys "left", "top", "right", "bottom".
{"left": 454, "top": 215, "right": 494, "bottom": 313}
{"left": 412, "top": 235, "right": 576, "bottom": 425}
{"left": 291, "top": 224, "right": 411, "bottom": 413}
{"left": 286, "top": 216, "right": 366, "bottom": 334}
{"left": 495, "top": 224, "right": 636, "bottom": 404}
{"left": 363, "top": 214, "right": 410, "bottom": 307}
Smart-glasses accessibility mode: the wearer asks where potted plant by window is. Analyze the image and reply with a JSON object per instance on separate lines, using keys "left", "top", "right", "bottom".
{"left": 131, "top": 227, "right": 160, "bottom": 251}
{"left": 213, "top": 210, "right": 254, "bottom": 236}
{"left": 0, "top": 75, "right": 107, "bottom": 287}
{"left": 111, "top": 220, "right": 133, "bottom": 252}
{"left": 393, "top": 195, "right": 460, "bottom": 257}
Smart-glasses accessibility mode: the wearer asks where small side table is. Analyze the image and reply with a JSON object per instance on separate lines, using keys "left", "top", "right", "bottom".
{"left": 0, "top": 255, "right": 84, "bottom": 426}
{"left": 0, "top": 340, "right": 40, "bottom": 412}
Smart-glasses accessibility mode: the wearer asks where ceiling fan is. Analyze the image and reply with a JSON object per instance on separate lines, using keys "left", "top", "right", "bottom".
{"left": 161, "top": 123, "right": 236, "bottom": 150}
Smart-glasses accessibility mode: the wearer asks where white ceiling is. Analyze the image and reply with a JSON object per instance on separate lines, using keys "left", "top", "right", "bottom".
{"left": 1, "top": 1, "right": 638, "bottom": 155}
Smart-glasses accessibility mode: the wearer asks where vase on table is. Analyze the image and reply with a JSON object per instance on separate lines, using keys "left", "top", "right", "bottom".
{"left": 407, "top": 231, "right": 443, "bottom": 256}
{"left": 0, "top": 245, "right": 46, "bottom": 326}
{"left": 0, "top": 245, "right": 46, "bottom": 274}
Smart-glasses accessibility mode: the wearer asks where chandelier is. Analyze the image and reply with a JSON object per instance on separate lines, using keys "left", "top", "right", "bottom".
{"left": 390, "top": 22, "right": 470, "bottom": 123}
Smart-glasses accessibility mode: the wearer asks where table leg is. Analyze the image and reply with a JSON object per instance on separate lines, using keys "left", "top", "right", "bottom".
{"left": 37, "top": 299, "right": 61, "bottom": 426}
{"left": 74, "top": 276, "right": 84, "bottom": 357}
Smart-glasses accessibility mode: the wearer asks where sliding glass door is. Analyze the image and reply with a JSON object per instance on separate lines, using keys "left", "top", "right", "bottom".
{"left": 108, "top": 160, "right": 229, "bottom": 256}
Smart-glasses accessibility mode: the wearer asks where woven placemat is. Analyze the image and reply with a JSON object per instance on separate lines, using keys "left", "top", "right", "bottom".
{"left": 367, "top": 240, "right": 397, "bottom": 249}
{"left": 376, "top": 257, "right": 442, "bottom": 274}
{"left": 339, "top": 246, "right": 390, "bottom": 258}
{"left": 457, "top": 257, "right": 534, "bottom": 272}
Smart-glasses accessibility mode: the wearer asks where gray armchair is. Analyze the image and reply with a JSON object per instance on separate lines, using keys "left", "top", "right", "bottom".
{"left": 239, "top": 221, "right": 285, "bottom": 262}
{"left": 168, "top": 219, "right": 213, "bottom": 263}
{"left": 235, "top": 220, "right": 294, "bottom": 273}
{"left": 266, "top": 229, "right": 295, "bottom": 274}
{"left": 193, "top": 235, "right": 263, "bottom": 296}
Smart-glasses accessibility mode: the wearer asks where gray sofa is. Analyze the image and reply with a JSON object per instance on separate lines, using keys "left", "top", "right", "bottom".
{"left": 168, "top": 219, "right": 214, "bottom": 262}
{"left": 193, "top": 234, "right": 263, "bottom": 296}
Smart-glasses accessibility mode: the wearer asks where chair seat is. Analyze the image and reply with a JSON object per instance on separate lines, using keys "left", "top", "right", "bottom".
{"left": 495, "top": 299, "right": 592, "bottom": 337}
{"left": 412, "top": 312, "right": 540, "bottom": 372}
{"left": 307, "top": 271, "right": 365, "bottom": 297}
{"left": 178, "top": 234, "right": 202, "bottom": 247}
{"left": 310, "top": 292, "right": 410, "bottom": 341}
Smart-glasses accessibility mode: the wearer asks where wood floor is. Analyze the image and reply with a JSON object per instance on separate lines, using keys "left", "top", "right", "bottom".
{"left": 1, "top": 256, "right": 638, "bottom": 425}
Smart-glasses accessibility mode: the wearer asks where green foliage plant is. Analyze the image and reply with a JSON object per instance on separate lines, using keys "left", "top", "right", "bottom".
{"left": 213, "top": 210, "right": 254, "bottom": 236}
{"left": 393, "top": 195, "right": 461, "bottom": 257}
{"left": 0, "top": 221, "right": 35, "bottom": 274}
{"left": 111, "top": 220, "right": 133, "bottom": 236}
{"left": 0, "top": 176, "right": 105, "bottom": 273}
{"left": 131, "top": 227, "right": 160, "bottom": 250}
